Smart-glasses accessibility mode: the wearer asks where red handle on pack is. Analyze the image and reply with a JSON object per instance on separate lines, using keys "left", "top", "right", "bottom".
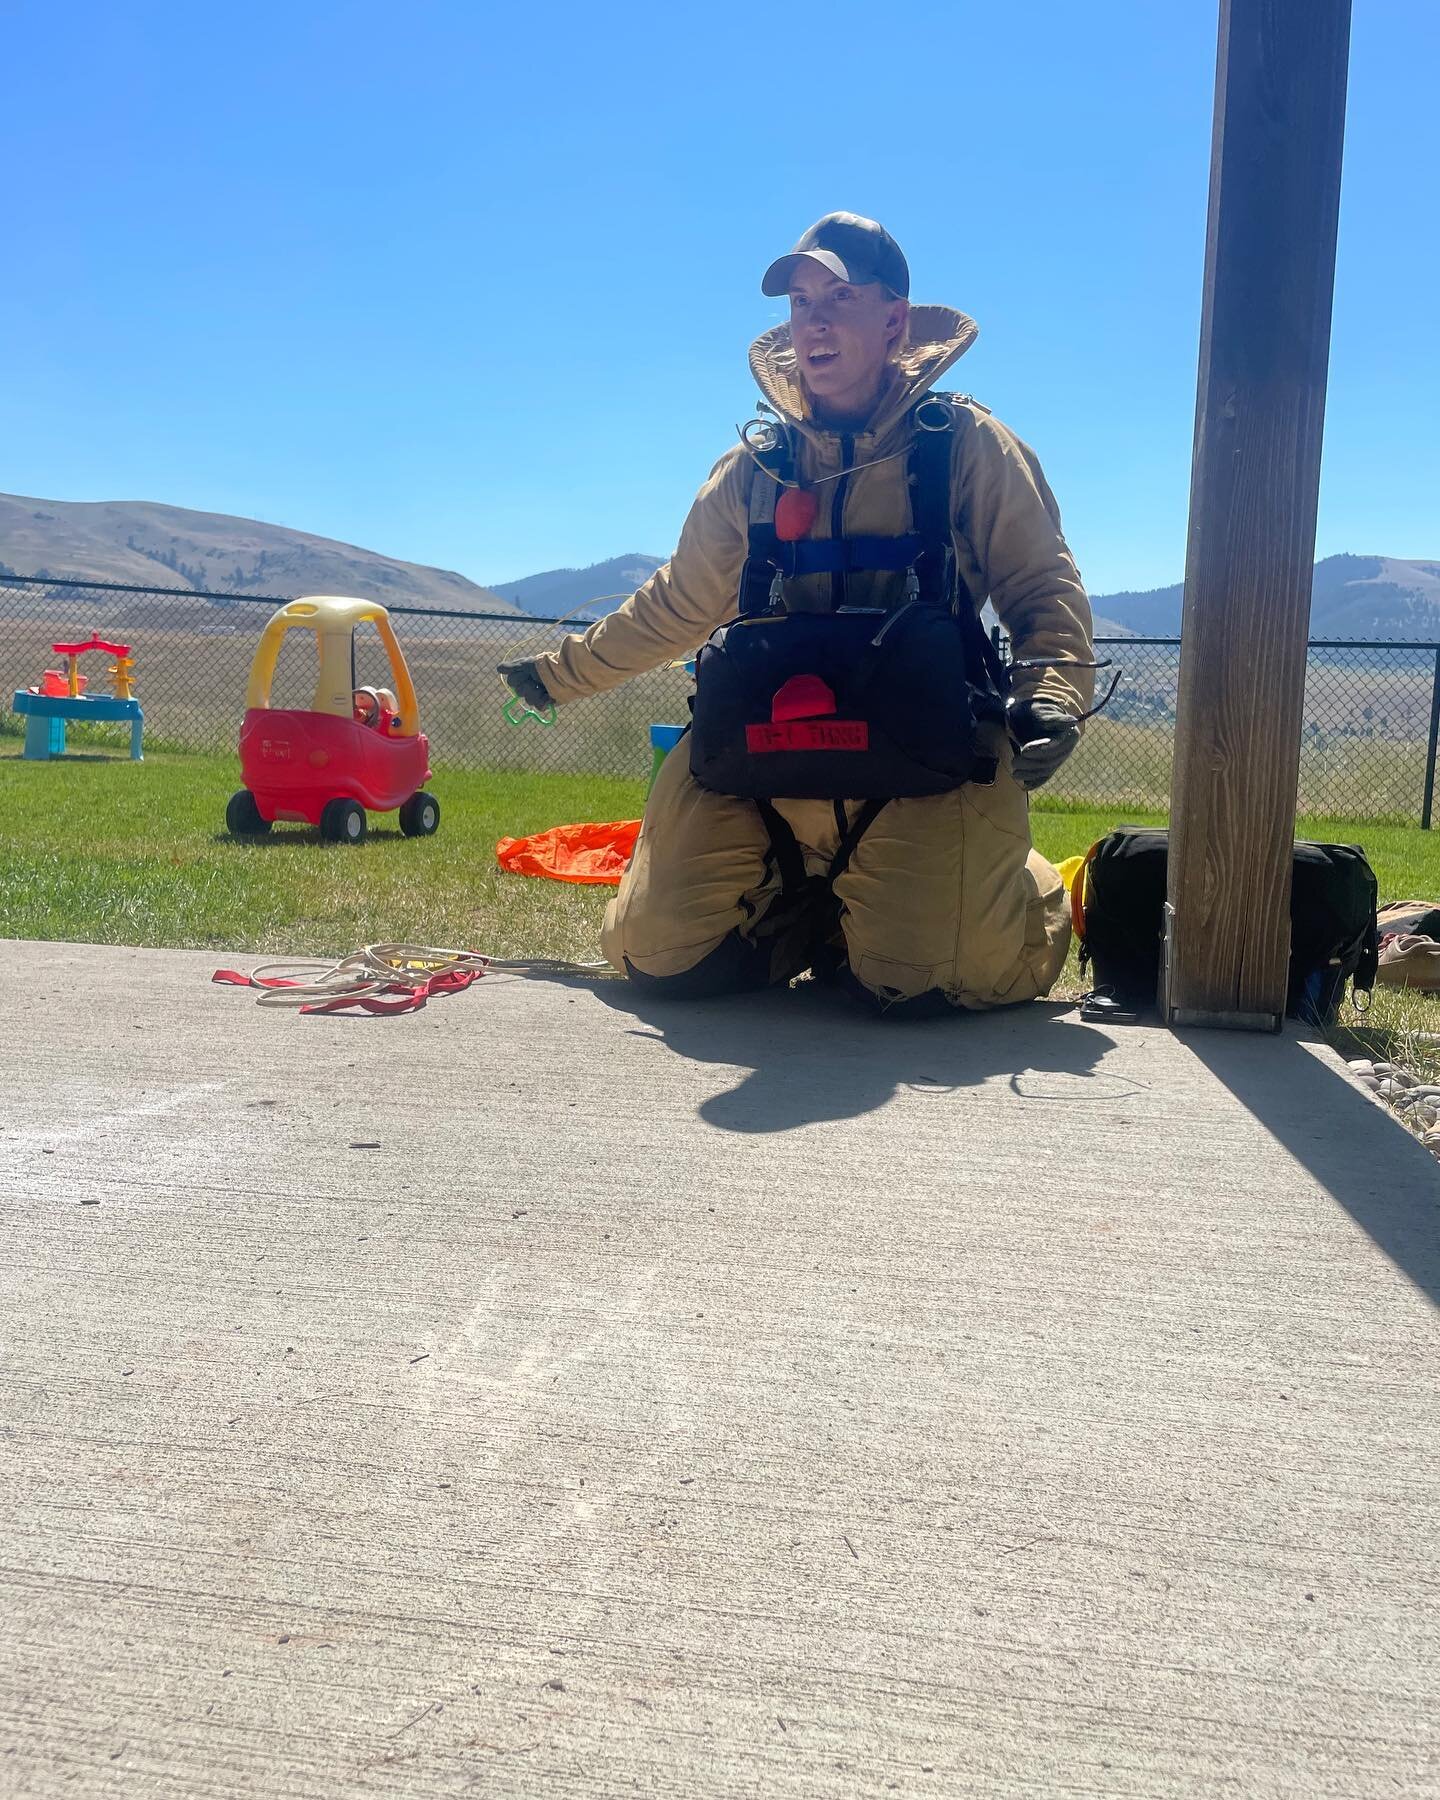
{"left": 771, "top": 674, "right": 838, "bottom": 724}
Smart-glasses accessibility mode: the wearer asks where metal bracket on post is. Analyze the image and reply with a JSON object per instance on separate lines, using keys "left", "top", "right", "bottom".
{"left": 1161, "top": 900, "right": 1282, "bottom": 1032}
{"left": 1159, "top": 901, "right": 1177, "bottom": 1024}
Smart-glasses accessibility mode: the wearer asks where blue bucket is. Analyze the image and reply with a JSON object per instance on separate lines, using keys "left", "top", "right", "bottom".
{"left": 648, "top": 723, "right": 686, "bottom": 795}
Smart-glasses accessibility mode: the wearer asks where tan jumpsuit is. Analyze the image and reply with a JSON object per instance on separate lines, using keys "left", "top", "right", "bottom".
{"left": 534, "top": 305, "right": 1095, "bottom": 1014}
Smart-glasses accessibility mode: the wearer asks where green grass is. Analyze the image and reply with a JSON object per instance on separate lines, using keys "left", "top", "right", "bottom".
{"left": 4, "top": 747, "right": 1440, "bottom": 1080}
{"left": 1029, "top": 802, "right": 1440, "bottom": 902}
{"left": 0, "top": 748, "right": 640, "bottom": 960}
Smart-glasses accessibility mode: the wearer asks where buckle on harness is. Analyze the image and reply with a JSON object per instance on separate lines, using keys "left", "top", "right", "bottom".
{"left": 913, "top": 397, "right": 955, "bottom": 433}
{"left": 741, "top": 418, "right": 784, "bottom": 455}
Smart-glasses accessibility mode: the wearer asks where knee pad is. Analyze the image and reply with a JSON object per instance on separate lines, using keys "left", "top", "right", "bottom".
{"left": 623, "top": 930, "right": 773, "bottom": 1000}
{"left": 836, "top": 967, "right": 959, "bottom": 1020}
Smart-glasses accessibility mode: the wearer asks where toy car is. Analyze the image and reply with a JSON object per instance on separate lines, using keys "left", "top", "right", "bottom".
{"left": 226, "top": 596, "right": 439, "bottom": 844}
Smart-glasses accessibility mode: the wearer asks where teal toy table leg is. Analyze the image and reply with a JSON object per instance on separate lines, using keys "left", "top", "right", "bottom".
{"left": 129, "top": 710, "right": 144, "bottom": 761}
{"left": 23, "top": 714, "right": 66, "bottom": 759}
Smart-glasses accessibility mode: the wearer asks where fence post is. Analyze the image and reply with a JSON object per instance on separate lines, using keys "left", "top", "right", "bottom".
{"left": 1422, "top": 647, "right": 1440, "bottom": 829}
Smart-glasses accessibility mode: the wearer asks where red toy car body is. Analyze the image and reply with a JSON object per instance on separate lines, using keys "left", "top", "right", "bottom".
{"left": 239, "top": 707, "right": 432, "bottom": 826}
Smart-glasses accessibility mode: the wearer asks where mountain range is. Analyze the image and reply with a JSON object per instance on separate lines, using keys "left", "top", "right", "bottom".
{"left": 0, "top": 492, "right": 517, "bottom": 614}
{"left": 488, "top": 551, "right": 1440, "bottom": 640}
{"left": 3, "top": 493, "right": 1436, "bottom": 640}
{"left": 1090, "top": 555, "right": 1440, "bottom": 639}
{"left": 486, "top": 554, "right": 666, "bottom": 619}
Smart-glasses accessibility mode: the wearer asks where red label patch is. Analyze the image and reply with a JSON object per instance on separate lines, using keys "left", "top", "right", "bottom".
{"left": 746, "top": 721, "right": 870, "bottom": 753}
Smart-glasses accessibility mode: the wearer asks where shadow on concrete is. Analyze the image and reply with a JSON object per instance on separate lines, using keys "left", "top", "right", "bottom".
{"left": 590, "top": 980, "right": 1121, "bottom": 1134}
{"left": 1182, "top": 1028, "right": 1440, "bottom": 1310}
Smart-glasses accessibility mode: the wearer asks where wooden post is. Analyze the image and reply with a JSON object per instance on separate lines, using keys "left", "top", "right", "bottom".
{"left": 1163, "top": 0, "right": 1352, "bottom": 1031}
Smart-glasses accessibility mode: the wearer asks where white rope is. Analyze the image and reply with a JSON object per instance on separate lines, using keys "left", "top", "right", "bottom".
{"left": 243, "top": 942, "right": 612, "bottom": 1008}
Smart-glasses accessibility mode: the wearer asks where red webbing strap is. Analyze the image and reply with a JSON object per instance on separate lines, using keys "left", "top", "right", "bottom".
{"left": 211, "top": 966, "right": 484, "bottom": 1015}
{"left": 297, "top": 969, "right": 483, "bottom": 1014}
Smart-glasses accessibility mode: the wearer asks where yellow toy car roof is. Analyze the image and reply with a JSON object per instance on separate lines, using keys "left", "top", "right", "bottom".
{"left": 273, "top": 596, "right": 393, "bottom": 630}
{"left": 245, "top": 595, "right": 420, "bottom": 732}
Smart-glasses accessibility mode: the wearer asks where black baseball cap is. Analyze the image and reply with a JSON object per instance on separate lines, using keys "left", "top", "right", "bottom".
{"left": 761, "top": 212, "right": 910, "bottom": 299}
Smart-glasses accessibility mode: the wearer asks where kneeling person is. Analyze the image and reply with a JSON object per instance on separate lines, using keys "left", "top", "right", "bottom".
{"left": 501, "top": 213, "right": 1094, "bottom": 1015}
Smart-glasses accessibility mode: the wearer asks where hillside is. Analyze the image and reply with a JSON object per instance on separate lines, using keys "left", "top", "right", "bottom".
{"left": 487, "top": 550, "right": 1440, "bottom": 641}
{"left": 487, "top": 554, "right": 665, "bottom": 619}
{"left": 8, "top": 491, "right": 1432, "bottom": 642}
{"left": 0, "top": 493, "right": 518, "bottom": 615}
{"left": 1093, "top": 554, "right": 1440, "bottom": 639}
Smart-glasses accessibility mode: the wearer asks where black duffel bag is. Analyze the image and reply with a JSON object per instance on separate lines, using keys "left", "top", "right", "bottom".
{"left": 1078, "top": 827, "right": 1379, "bottom": 1025}
{"left": 689, "top": 606, "right": 1003, "bottom": 801}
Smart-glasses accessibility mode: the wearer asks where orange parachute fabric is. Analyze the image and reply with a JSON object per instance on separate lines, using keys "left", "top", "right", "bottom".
{"left": 495, "top": 819, "right": 642, "bottom": 886}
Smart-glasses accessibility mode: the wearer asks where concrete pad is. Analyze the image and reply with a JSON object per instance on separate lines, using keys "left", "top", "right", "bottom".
{"left": 1, "top": 938, "right": 1437, "bottom": 1798}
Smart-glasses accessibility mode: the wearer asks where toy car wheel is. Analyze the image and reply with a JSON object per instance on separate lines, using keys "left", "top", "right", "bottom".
{"left": 226, "top": 789, "right": 271, "bottom": 836}
{"left": 320, "top": 798, "right": 367, "bottom": 844}
{"left": 398, "top": 790, "right": 440, "bottom": 837}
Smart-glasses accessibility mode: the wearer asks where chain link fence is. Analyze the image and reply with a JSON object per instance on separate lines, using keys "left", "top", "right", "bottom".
{"left": 0, "top": 574, "right": 692, "bottom": 783}
{"left": 1039, "top": 634, "right": 1440, "bottom": 823}
{"left": 5, "top": 574, "right": 1440, "bottom": 824}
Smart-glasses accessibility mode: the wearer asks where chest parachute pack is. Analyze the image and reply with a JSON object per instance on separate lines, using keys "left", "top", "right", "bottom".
{"left": 689, "top": 394, "right": 1008, "bottom": 801}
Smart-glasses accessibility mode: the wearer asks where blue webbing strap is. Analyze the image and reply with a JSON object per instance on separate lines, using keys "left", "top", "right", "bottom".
{"left": 771, "top": 534, "right": 924, "bottom": 577}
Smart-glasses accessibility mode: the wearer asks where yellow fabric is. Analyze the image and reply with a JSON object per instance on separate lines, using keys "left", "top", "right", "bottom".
{"left": 601, "top": 745, "right": 1072, "bottom": 1010}
{"left": 536, "top": 304, "right": 1094, "bottom": 717}
{"left": 1056, "top": 854, "right": 1086, "bottom": 891}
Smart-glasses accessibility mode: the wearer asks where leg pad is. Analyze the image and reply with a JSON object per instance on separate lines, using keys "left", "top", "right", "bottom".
{"left": 623, "top": 930, "right": 775, "bottom": 1000}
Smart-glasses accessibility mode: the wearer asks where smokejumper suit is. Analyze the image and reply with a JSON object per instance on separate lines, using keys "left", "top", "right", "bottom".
{"left": 533, "top": 305, "right": 1095, "bottom": 1012}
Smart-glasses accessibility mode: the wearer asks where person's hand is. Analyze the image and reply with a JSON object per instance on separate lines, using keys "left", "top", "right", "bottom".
{"left": 498, "top": 658, "right": 552, "bottom": 712}
{"left": 1007, "top": 696, "right": 1080, "bottom": 790}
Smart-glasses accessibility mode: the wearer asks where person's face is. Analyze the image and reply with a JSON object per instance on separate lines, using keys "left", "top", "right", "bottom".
{"left": 787, "top": 261, "right": 908, "bottom": 421}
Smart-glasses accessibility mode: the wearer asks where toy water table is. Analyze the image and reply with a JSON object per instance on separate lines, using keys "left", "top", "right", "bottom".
{"left": 12, "top": 633, "right": 143, "bottom": 760}
{"left": 227, "top": 595, "right": 439, "bottom": 844}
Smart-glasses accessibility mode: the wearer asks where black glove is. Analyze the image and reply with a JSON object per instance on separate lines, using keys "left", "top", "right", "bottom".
{"left": 498, "top": 658, "right": 552, "bottom": 712}
{"left": 1007, "top": 696, "right": 1080, "bottom": 790}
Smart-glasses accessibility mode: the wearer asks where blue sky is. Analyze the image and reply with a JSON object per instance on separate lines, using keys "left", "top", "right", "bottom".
{"left": 3, "top": 0, "right": 1435, "bottom": 597}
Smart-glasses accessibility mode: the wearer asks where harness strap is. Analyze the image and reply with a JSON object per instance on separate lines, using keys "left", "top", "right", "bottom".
{"left": 829, "top": 798, "right": 889, "bottom": 884}
{"left": 771, "top": 534, "right": 924, "bottom": 577}
{"left": 740, "top": 425, "right": 792, "bottom": 615}
{"left": 736, "top": 394, "right": 1008, "bottom": 705}
{"left": 755, "top": 799, "right": 807, "bottom": 896}
{"left": 909, "top": 410, "right": 955, "bottom": 609}
{"left": 911, "top": 399, "right": 1010, "bottom": 698}
{"left": 742, "top": 395, "right": 962, "bottom": 617}
{"left": 754, "top": 797, "right": 889, "bottom": 900}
